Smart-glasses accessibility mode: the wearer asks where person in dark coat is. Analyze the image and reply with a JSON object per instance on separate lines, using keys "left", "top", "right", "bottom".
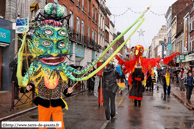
{"left": 146, "top": 71, "right": 152, "bottom": 91}
{"left": 87, "top": 67, "right": 96, "bottom": 92}
{"left": 129, "top": 63, "right": 144, "bottom": 106}
{"left": 102, "top": 63, "right": 121, "bottom": 120}
{"left": 9, "top": 57, "right": 34, "bottom": 99}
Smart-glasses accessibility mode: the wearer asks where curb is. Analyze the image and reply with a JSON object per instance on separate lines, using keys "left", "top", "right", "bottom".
{"left": 0, "top": 90, "right": 87, "bottom": 121}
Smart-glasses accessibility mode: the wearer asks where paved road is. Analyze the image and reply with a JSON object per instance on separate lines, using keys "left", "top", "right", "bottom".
{"left": 2, "top": 84, "right": 194, "bottom": 129}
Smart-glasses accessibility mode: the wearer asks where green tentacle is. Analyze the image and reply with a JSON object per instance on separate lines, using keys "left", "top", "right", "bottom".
{"left": 65, "top": 18, "right": 145, "bottom": 81}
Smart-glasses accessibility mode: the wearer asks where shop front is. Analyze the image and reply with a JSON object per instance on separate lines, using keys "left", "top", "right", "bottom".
{"left": 0, "top": 18, "right": 15, "bottom": 91}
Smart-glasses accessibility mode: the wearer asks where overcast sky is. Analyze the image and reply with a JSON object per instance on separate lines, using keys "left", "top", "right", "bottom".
{"left": 106, "top": 0, "right": 177, "bottom": 49}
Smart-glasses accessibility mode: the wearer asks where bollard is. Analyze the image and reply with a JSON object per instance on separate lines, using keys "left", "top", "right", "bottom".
{"left": 10, "top": 81, "right": 15, "bottom": 111}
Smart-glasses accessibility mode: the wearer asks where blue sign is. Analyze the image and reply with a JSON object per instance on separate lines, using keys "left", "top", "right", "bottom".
{"left": 0, "top": 28, "right": 11, "bottom": 43}
{"left": 168, "top": 43, "right": 171, "bottom": 50}
{"left": 16, "top": 18, "right": 28, "bottom": 26}
{"left": 16, "top": 18, "right": 29, "bottom": 33}
{"left": 161, "top": 43, "right": 165, "bottom": 46}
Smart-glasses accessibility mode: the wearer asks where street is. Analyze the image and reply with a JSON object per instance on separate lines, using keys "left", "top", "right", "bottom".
{"left": 2, "top": 83, "right": 194, "bottom": 129}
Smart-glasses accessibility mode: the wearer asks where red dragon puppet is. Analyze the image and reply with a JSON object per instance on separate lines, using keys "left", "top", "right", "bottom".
{"left": 115, "top": 45, "right": 180, "bottom": 85}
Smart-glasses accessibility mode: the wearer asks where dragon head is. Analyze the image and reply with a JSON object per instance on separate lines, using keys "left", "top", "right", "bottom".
{"left": 28, "top": 3, "right": 71, "bottom": 66}
{"left": 134, "top": 45, "right": 144, "bottom": 57}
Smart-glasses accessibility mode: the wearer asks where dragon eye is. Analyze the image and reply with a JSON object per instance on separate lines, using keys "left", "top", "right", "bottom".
{"left": 44, "top": 29, "right": 53, "bottom": 35}
{"left": 58, "top": 42, "right": 66, "bottom": 48}
{"left": 58, "top": 29, "right": 67, "bottom": 36}
{"left": 43, "top": 41, "right": 52, "bottom": 46}
{"left": 61, "top": 30, "right": 66, "bottom": 35}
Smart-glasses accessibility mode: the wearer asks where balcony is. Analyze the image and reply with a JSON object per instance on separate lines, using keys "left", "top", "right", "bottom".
{"left": 68, "top": 27, "right": 98, "bottom": 51}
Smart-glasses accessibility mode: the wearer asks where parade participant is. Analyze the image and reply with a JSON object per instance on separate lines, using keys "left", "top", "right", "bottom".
{"left": 184, "top": 71, "right": 194, "bottom": 103}
{"left": 162, "top": 67, "right": 172, "bottom": 100}
{"left": 146, "top": 70, "right": 152, "bottom": 91}
{"left": 129, "top": 63, "right": 144, "bottom": 106}
{"left": 115, "top": 45, "right": 180, "bottom": 87}
{"left": 116, "top": 66, "right": 126, "bottom": 94}
{"left": 87, "top": 66, "right": 96, "bottom": 92}
{"left": 102, "top": 63, "right": 121, "bottom": 120}
{"left": 151, "top": 72, "right": 156, "bottom": 91}
{"left": 179, "top": 68, "right": 186, "bottom": 91}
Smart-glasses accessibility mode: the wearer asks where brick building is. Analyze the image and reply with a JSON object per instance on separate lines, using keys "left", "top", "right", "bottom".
{"left": 113, "top": 32, "right": 125, "bottom": 56}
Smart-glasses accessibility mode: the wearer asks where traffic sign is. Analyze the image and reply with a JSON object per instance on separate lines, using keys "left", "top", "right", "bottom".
{"left": 16, "top": 18, "right": 29, "bottom": 34}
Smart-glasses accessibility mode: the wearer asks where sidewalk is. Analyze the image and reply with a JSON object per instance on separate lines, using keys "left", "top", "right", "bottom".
{"left": 0, "top": 91, "right": 35, "bottom": 119}
{"left": 0, "top": 86, "right": 87, "bottom": 120}
{"left": 169, "top": 82, "right": 194, "bottom": 109}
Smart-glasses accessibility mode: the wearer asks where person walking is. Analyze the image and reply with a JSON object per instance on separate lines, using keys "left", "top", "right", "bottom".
{"left": 184, "top": 71, "right": 194, "bottom": 103}
{"left": 118, "top": 68, "right": 126, "bottom": 95}
{"left": 102, "top": 63, "right": 121, "bottom": 120}
{"left": 162, "top": 67, "right": 172, "bottom": 100}
{"left": 129, "top": 63, "right": 144, "bottom": 106}
{"left": 146, "top": 71, "right": 152, "bottom": 91}
{"left": 179, "top": 68, "right": 186, "bottom": 91}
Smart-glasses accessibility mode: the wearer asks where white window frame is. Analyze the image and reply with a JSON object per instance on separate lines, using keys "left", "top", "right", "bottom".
{"left": 88, "top": 25, "right": 90, "bottom": 43}
{"left": 95, "top": 31, "right": 97, "bottom": 43}
{"left": 81, "top": 20, "right": 84, "bottom": 42}
{"left": 77, "top": 17, "right": 80, "bottom": 39}
{"left": 92, "top": 29, "right": 94, "bottom": 41}
{"left": 69, "top": 11, "right": 74, "bottom": 29}
{"left": 82, "top": 0, "right": 84, "bottom": 10}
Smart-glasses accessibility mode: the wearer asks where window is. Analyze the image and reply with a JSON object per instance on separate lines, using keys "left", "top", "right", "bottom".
{"left": 77, "top": 0, "right": 79, "bottom": 6}
{"left": 82, "top": 0, "right": 84, "bottom": 10}
{"left": 69, "top": 11, "right": 74, "bottom": 32}
{"left": 88, "top": 0, "right": 90, "bottom": 16}
{"left": 81, "top": 20, "right": 84, "bottom": 42}
{"left": 92, "top": 29, "right": 94, "bottom": 41}
{"left": 95, "top": 31, "right": 97, "bottom": 43}
{"left": 95, "top": 8, "right": 97, "bottom": 22}
{"left": 77, "top": 17, "right": 80, "bottom": 40}
{"left": 88, "top": 25, "right": 90, "bottom": 43}
{"left": 92, "top": 5, "right": 94, "bottom": 20}
{"left": 63, "top": 5, "right": 67, "bottom": 16}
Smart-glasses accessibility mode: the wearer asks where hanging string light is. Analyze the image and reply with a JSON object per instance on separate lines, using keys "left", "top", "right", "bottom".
{"left": 111, "top": 7, "right": 165, "bottom": 17}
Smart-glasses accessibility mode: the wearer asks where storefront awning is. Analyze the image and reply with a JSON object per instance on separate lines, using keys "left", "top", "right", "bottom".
{"left": 30, "top": 2, "right": 39, "bottom": 12}
{"left": 0, "top": 42, "right": 9, "bottom": 47}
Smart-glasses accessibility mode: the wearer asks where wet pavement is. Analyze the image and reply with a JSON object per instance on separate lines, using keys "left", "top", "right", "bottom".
{"left": 0, "top": 84, "right": 87, "bottom": 120}
{"left": 0, "top": 91, "right": 34, "bottom": 119}
{"left": 2, "top": 83, "right": 194, "bottom": 129}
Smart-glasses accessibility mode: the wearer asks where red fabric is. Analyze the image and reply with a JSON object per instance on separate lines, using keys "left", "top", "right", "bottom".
{"left": 128, "top": 96, "right": 142, "bottom": 100}
{"left": 98, "top": 88, "right": 104, "bottom": 104}
{"left": 97, "top": 62, "right": 104, "bottom": 76}
{"left": 135, "top": 78, "right": 141, "bottom": 81}
{"left": 181, "top": 71, "right": 184, "bottom": 78}
{"left": 162, "top": 52, "right": 180, "bottom": 65}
